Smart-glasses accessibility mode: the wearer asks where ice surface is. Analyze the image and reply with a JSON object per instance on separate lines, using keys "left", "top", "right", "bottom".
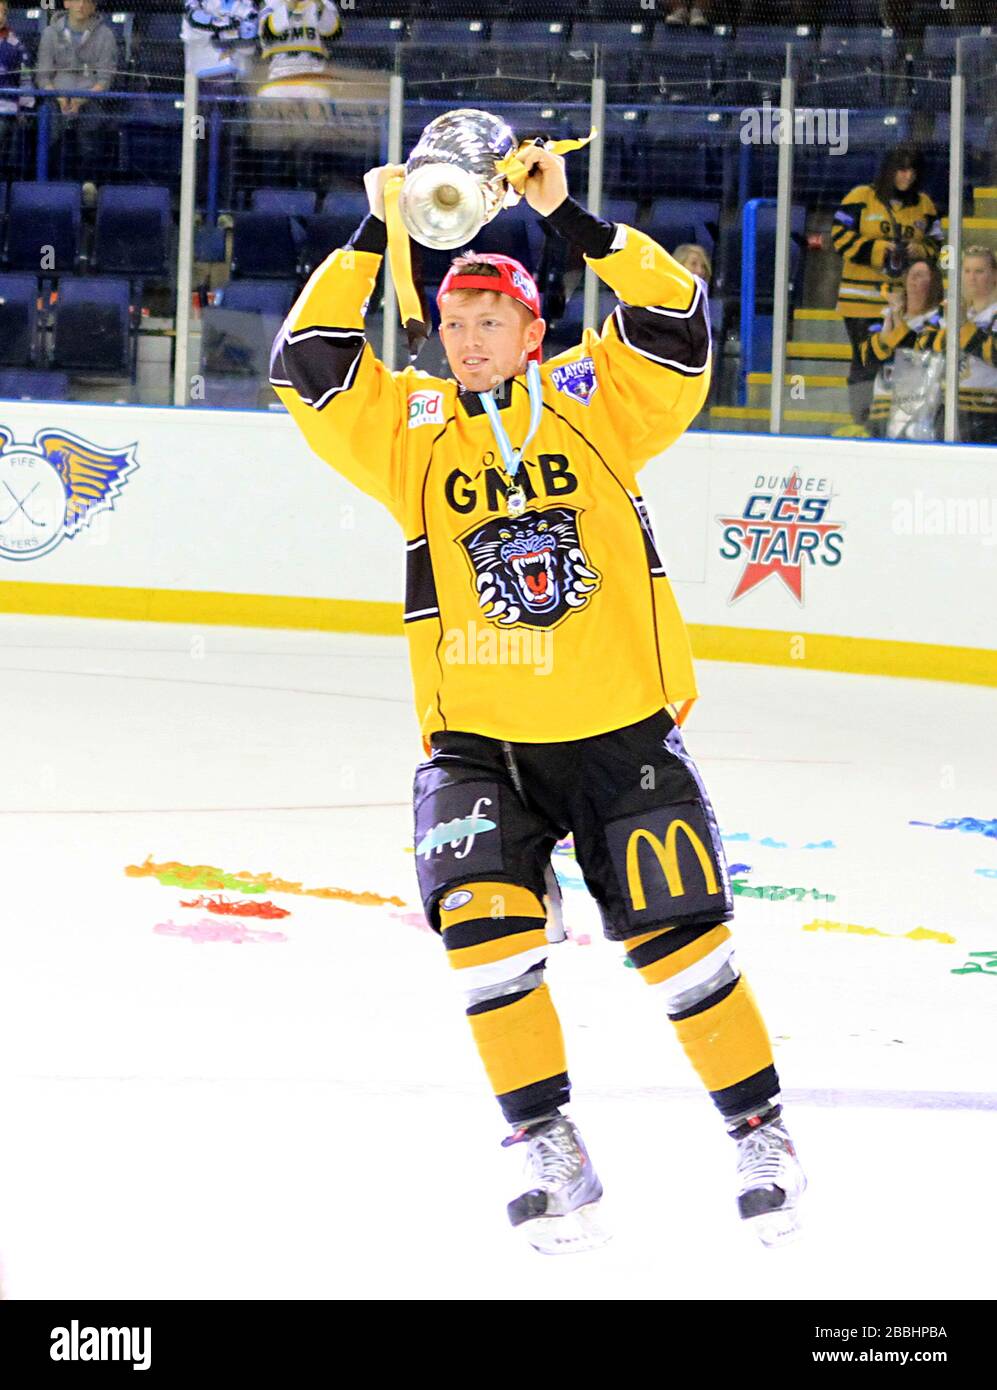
{"left": 0, "top": 616, "right": 994, "bottom": 1299}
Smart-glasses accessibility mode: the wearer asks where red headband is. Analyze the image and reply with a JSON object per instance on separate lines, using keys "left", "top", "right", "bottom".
{"left": 437, "top": 255, "right": 543, "bottom": 364}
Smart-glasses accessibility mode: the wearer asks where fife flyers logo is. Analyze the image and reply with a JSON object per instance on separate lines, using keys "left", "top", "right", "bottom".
{"left": 0, "top": 427, "right": 138, "bottom": 561}
{"left": 717, "top": 470, "right": 844, "bottom": 605}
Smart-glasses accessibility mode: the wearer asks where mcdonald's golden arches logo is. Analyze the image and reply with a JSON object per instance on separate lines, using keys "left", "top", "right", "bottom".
{"left": 626, "top": 820, "right": 719, "bottom": 911}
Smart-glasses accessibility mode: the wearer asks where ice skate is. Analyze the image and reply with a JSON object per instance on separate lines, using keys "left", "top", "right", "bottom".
{"left": 734, "top": 1112, "right": 806, "bottom": 1247}
{"left": 503, "top": 1114, "right": 610, "bottom": 1255}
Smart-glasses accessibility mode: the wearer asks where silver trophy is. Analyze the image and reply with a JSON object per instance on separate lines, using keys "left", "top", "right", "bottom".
{"left": 398, "top": 108, "right": 524, "bottom": 250}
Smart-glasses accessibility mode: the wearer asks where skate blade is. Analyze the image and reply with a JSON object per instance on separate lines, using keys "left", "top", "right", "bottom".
{"left": 519, "top": 1202, "right": 612, "bottom": 1256}
{"left": 744, "top": 1206, "right": 804, "bottom": 1248}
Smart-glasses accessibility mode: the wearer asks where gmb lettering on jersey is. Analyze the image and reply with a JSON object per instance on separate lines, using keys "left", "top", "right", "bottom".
{"left": 445, "top": 453, "right": 578, "bottom": 514}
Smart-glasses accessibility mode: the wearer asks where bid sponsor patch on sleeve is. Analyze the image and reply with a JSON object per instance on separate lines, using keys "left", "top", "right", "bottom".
{"left": 408, "top": 389, "right": 445, "bottom": 428}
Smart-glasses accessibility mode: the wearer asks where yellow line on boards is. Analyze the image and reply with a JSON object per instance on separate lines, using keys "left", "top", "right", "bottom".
{"left": 0, "top": 581, "right": 405, "bottom": 635}
{"left": 686, "top": 624, "right": 997, "bottom": 688}
{"left": 1, "top": 583, "right": 994, "bottom": 687}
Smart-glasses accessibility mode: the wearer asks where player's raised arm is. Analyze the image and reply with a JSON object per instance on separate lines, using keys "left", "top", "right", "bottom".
{"left": 269, "top": 164, "right": 408, "bottom": 522}
{"left": 521, "top": 147, "right": 710, "bottom": 468}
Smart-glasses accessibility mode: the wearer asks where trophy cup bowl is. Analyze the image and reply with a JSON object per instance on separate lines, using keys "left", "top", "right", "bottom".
{"left": 397, "top": 108, "right": 522, "bottom": 250}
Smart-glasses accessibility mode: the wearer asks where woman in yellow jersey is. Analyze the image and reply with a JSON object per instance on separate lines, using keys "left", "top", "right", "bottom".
{"left": 859, "top": 255, "right": 944, "bottom": 439}
{"left": 919, "top": 246, "right": 997, "bottom": 445}
{"left": 832, "top": 146, "right": 942, "bottom": 427}
{"left": 271, "top": 148, "right": 806, "bottom": 1255}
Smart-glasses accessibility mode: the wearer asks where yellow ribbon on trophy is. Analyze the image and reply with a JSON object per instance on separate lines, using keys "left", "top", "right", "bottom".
{"left": 383, "top": 127, "right": 599, "bottom": 337}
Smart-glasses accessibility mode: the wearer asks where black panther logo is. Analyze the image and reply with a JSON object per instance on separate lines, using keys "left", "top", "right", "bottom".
{"left": 458, "top": 507, "right": 601, "bottom": 630}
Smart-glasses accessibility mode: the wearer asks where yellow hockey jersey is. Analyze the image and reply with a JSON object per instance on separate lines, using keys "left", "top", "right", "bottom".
{"left": 831, "top": 184, "right": 942, "bottom": 319}
{"left": 271, "top": 217, "right": 710, "bottom": 750}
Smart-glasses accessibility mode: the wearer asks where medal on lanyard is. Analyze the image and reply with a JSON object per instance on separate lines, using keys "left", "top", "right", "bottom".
{"left": 477, "top": 360, "right": 544, "bottom": 518}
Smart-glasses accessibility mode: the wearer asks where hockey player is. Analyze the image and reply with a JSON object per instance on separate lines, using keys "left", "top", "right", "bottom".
{"left": 270, "top": 147, "right": 806, "bottom": 1253}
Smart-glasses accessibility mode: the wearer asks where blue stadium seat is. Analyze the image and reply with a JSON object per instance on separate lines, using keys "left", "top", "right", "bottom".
{"left": 52, "top": 276, "right": 132, "bottom": 373}
{"left": 568, "top": 21, "right": 653, "bottom": 48}
{"left": 650, "top": 25, "right": 735, "bottom": 57}
{"left": 117, "top": 105, "right": 184, "bottom": 192}
{"left": 599, "top": 108, "right": 646, "bottom": 200}
{"left": 304, "top": 193, "right": 371, "bottom": 275}
{"left": 732, "top": 26, "right": 815, "bottom": 54}
{"left": 923, "top": 25, "right": 997, "bottom": 58}
{"left": 6, "top": 182, "right": 81, "bottom": 273}
{"left": 431, "top": 45, "right": 557, "bottom": 96}
{"left": 488, "top": 21, "right": 570, "bottom": 45}
{"left": 633, "top": 54, "right": 717, "bottom": 105}
{"left": 843, "top": 110, "right": 913, "bottom": 146}
{"left": 231, "top": 212, "right": 303, "bottom": 280}
{"left": 94, "top": 185, "right": 172, "bottom": 277}
{"left": 201, "top": 280, "right": 296, "bottom": 390}
{"left": 215, "top": 281, "right": 297, "bottom": 318}
{"left": 818, "top": 26, "right": 901, "bottom": 61}
{"left": 801, "top": 58, "right": 889, "bottom": 108}
{"left": 642, "top": 109, "right": 731, "bottom": 200}
{"left": 251, "top": 189, "right": 318, "bottom": 216}
{"left": 646, "top": 199, "right": 719, "bottom": 258}
{"left": 716, "top": 57, "right": 786, "bottom": 106}
{"left": 337, "top": 17, "right": 408, "bottom": 46}
{"left": 397, "top": 46, "right": 488, "bottom": 99}
{"left": 0, "top": 368, "right": 70, "bottom": 400}
{"left": 466, "top": 202, "right": 541, "bottom": 276}
{"left": 601, "top": 198, "right": 640, "bottom": 229}
{"left": 0, "top": 272, "right": 38, "bottom": 366}
{"left": 103, "top": 12, "right": 134, "bottom": 65}
{"left": 408, "top": 19, "right": 489, "bottom": 45}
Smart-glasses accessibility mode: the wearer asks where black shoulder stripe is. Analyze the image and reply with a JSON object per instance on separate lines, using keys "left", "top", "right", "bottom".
{"left": 613, "top": 280, "right": 710, "bottom": 377}
{"left": 404, "top": 534, "right": 440, "bottom": 623}
{"left": 269, "top": 324, "right": 366, "bottom": 410}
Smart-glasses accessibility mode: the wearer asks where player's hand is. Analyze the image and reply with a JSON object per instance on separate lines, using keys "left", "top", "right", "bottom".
{"left": 518, "top": 144, "right": 569, "bottom": 218}
{"left": 363, "top": 163, "right": 406, "bottom": 222}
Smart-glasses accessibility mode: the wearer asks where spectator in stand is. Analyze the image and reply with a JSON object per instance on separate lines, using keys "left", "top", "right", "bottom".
{"left": 36, "top": 0, "right": 118, "bottom": 179}
{"left": 663, "top": 2, "right": 711, "bottom": 25}
{"left": 182, "top": 1, "right": 259, "bottom": 83}
{"left": 920, "top": 247, "right": 997, "bottom": 445}
{"left": 673, "top": 243, "right": 712, "bottom": 285}
{"left": 0, "top": 1, "right": 30, "bottom": 176}
{"left": 859, "top": 256, "right": 944, "bottom": 439}
{"left": 831, "top": 146, "right": 943, "bottom": 428}
{"left": 257, "top": 0, "right": 342, "bottom": 100}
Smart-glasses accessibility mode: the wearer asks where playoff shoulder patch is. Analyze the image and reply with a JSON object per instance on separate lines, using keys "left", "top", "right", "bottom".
{"left": 550, "top": 357, "right": 599, "bottom": 405}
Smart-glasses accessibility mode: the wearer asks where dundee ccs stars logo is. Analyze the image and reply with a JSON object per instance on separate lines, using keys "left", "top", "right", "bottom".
{"left": 717, "top": 471, "right": 844, "bottom": 605}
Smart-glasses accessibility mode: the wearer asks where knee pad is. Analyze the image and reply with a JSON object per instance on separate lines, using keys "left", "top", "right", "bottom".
{"left": 625, "top": 923, "right": 739, "bottom": 1013}
{"left": 437, "top": 880, "right": 550, "bottom": 1001}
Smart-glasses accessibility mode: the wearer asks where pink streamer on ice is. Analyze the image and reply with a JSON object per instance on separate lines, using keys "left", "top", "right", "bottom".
{"left": 154, "top": 917, "right": 288, "bottom": 946}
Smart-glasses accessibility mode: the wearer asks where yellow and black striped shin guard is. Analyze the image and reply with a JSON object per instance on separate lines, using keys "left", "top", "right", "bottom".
{"left": 625, "top": 923, "right": 779, "bottom": 1121}
{"left": 439, "top": 881, "right": 570, "bottom": 1125}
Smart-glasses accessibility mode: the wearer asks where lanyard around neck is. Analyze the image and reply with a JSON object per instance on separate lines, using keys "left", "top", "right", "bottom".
{"left": 477, "top": 360, "right": 543, "bottom": 493}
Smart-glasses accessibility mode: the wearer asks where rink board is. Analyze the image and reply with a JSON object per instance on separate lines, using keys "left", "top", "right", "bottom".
{"left": 0, "top": 401, "right": 994, "bottom": 682}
